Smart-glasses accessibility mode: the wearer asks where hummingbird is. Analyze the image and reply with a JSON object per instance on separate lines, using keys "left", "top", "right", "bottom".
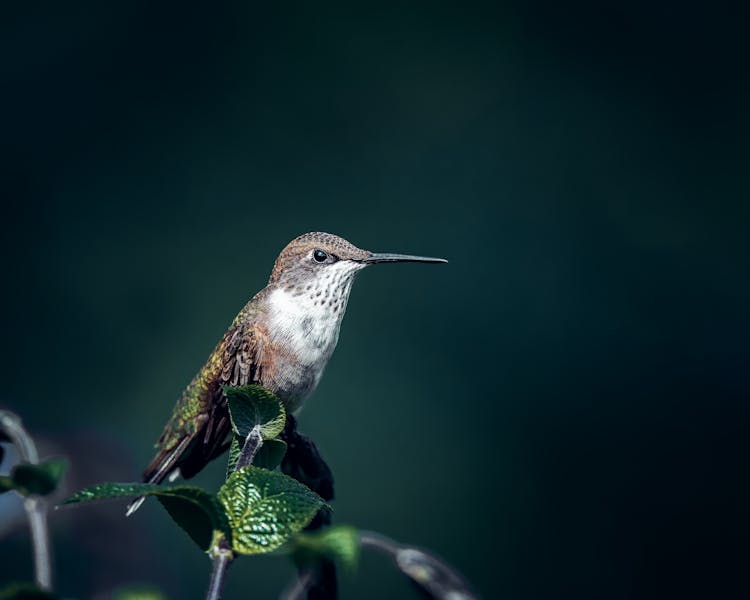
{"left": 127, "top": 232, "right": 446, "bottom": 515}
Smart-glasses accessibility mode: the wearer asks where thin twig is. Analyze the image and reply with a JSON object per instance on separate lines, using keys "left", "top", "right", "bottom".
{"left": 279, "top": 569, "right": 314, "bottom": 600}
{"left": 360, "top": 529, "right": 479, "bottom": 600}
{"left": 0, "top": 410, "right": 53, "bottom": 590}
{"left": 26, "top": 498, "right": 52, "bottom": 589}
{"left": 206, "top": 536, "right": 234, "bottom": 600}
{"left": 203, "top": 426, "right": 261, "bottom": 599}
{"left": 236, "top": 425, "right": 263, "bottom": 470}
{"left": 359, "top": 530, "right": 402, "bottom": 555}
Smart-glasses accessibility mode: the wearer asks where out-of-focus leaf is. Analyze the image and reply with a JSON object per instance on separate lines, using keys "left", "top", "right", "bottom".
{"left": 0, "top": 475, "right": 15, "bottom": 493}
{"left": 11, "top": 459, "right": 67, "bottom": 496}
{"left": 61, "top": 483, "right": 230, "bottom": 550}
{"left": 224, "top": 385, "right": 286, "bottom": 440}
{"left": 293, "top": 525, "right": 360, "bottom": 571}
{"left": 0, "top": 459, "right": 67, "bottom": 497}
{"left": 218, "top": 466, "right": 325, "bottom": 555}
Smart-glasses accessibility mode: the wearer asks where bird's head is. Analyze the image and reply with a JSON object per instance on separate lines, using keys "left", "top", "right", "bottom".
{"left": 268, "top": 232, "right": 447, "bottom": 293}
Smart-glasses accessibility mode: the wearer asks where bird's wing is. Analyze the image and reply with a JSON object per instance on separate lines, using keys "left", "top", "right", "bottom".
{"left": 141, "top": 320, "right": 268, "bottom": 484}
{"left": 220, "top": 321, "right": 267, "bottom": 388}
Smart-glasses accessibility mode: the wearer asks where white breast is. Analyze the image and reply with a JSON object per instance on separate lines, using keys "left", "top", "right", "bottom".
{"left": 265, "top": 261, "right": 363, "bottom": 410}
{"left": 268, "top": 287, "right": 342, "bottom": 365}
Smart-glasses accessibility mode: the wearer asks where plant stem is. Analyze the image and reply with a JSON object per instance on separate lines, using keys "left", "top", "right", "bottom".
{"left": 236, "top": 425, "right": 263, "bottom": 470}
{"left": 0, "top": 410, "right": 53, "bottom": 591}
{"left": 206, "top": 536, "right": 234, "bottom": 600}
{"left": 204, "top": 420, "right": 255, "bottom": 600}
{"left": 26, "top": 498, "right": 52, "bottom": 589}
{"left": 360, "top": 530, "right": 478, "bottom": 600}
{"left": 279, "top": 569, "right": 314, "bottom": 600}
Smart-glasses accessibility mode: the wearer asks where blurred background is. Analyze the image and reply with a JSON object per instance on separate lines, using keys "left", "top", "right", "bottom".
{"left": 1, "top": 1, "right": 748, "bottom": 598}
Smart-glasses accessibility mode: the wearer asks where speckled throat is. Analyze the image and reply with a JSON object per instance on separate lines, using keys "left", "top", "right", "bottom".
{"left": 261, "top": 258, "right": 366, "bottom": 412}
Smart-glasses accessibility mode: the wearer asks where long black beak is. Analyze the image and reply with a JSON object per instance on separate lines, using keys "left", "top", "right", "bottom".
{"left": 363, "top": 252, "right": 448, "bottom": 265}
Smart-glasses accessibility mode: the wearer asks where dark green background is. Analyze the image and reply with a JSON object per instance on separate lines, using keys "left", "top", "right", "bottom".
{"left": 2, "top": 2, "right": 748, "bottom": 599}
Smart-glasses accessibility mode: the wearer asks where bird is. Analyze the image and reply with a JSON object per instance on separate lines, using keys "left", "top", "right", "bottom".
{"left": 127, "top": 232, "right": 446, "bottom": 515}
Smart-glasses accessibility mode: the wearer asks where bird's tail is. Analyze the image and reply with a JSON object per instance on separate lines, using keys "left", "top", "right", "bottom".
{"left": 125, "top": 496, "right": 147, "bottom": 517}
{"left": 125, "top": 437, "right": 191, "bottom": 517}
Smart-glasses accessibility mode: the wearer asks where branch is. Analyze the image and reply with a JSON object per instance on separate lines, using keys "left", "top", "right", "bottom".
{"left": 359, "top": 530, "right": 401, "bottom": 554}
{"left": 203, "top": 426, "right": 262, "bottom": 600}
{"left": 235, "top": 425, "right": 263, "bottom": 470}
{"left": 359, "top": 530, "right": 479, "bottom": 600}
{"left": 279, "top": 569, "right": 314, "bottom": 600}
{"left": 0, "top": 410, "right": 53, "bottom": 591}
{"left": 206, "top": 535, "right": 234, "bottom": 600}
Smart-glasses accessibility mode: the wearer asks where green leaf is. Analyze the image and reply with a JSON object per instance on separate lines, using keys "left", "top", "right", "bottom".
{"left": 224, "top": 385, "right": 286, "bottom": 440}
{"left": 225, "top": 436, "right": 242, "bottom": 478}
{"left": 254, "top": 439, "right": 287, "bottom": 470}
{"left": 61, "top": 483, "right": 230, "bottom": 550}
{"left": 157, "top": 489, "right": 228, "bottom": 550}
{"left": 218, "top": 466, "right": 325, "bottom": 555}
{"left": 61, "top": 481, "right": 163, "bottom": 504}
{"left": 294, "top": 525, "right": 360, "bottom": 571}
{"left": 0, "top": 459, "right": 67, "bottom": 497}
{"left": 14, "top": 461, "right": 65, "bottom": 496}
{"left": 0, "top": 475, "right": 15, "bottom": 494}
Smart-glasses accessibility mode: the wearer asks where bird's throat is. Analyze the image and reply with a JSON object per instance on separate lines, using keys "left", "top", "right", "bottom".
{"left": 267, "top": 286, "right": 347, "bottom": 354}
{"left": 263, "top": 276, "right": 355, "bottom": 410}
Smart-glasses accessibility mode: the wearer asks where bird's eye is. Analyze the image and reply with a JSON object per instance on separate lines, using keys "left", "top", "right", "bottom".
{"left": 313, "top": 249, "right": 328, "bottom": 263}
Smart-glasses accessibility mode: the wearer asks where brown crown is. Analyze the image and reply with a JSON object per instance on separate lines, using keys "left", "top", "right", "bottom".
{"left": 268, "top": 232, "right": 370, "bottom": 283}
